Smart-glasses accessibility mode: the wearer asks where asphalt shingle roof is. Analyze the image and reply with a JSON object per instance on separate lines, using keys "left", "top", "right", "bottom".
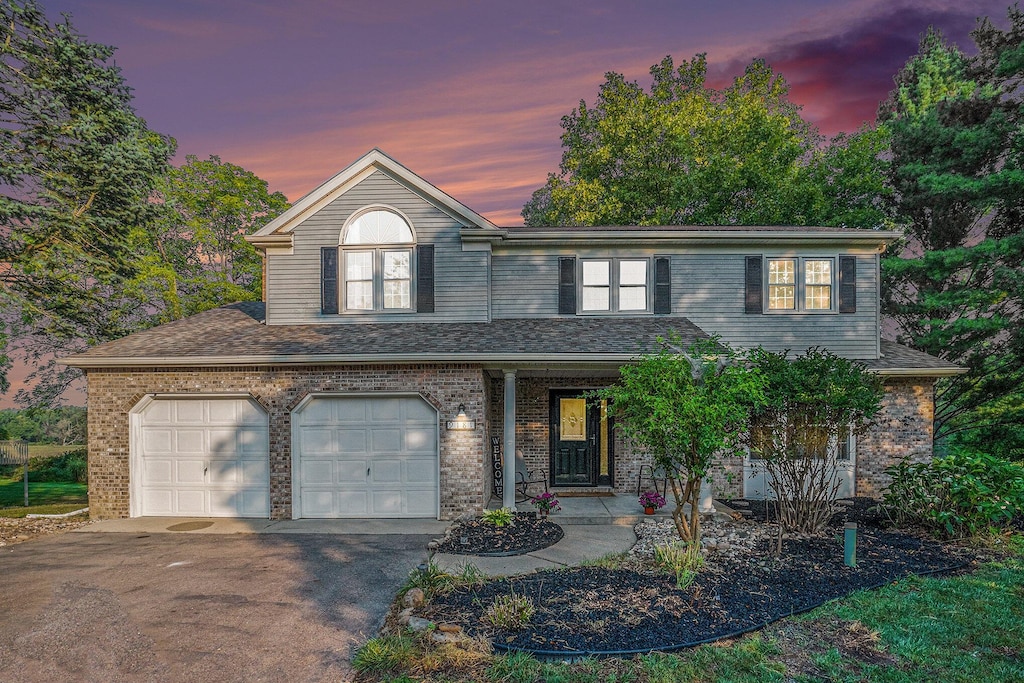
{"left": 60, "top": 302, "right": 961, "bottom": 376}
{"left": 62, "top": 302, "right": 709, "bottom": 365}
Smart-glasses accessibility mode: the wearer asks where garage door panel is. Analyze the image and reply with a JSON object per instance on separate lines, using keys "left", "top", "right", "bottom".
{"left": 299, "top": 428, "right": 335, "bottom": 455}
{"left": 176, "top": 460, "right": 206, "bottom": 483}
{"left": 175, "top": 489, "right": 206, "bottom": 515}
{"left": 336, "top": 429, "right": 367, "bottom": 454}
{"left": 405, "top": 428, "right": 434, "bottom": 452}
{"left": 240, "top": 459, "right": 269, "bottom": 483}
{"left": 207, "top": 460, "right": 239, "bottom": 485}
{"left": 136, "top": 397, "right": 270, "bottom": 518}
{"left": 372, "top": 459, "right": 402, "bottom": 484}
{"left": 371, "top": 429, "right": 401, "bottom": 452}
{"left": 174, "top": 429, "right": 206, "bottom": 454}
{"left": 336, "top": 460, "right": 367, "bottom": 483}
{"left": 405, "top": 489, "right": 437, "bottom": 515}
{"left": 238, "top": 427, "right": 269, "bottom": 454}
{"left": 143, "top": 460, "right": 173, "bottom": 485}
{"left": 406, "top": 458, "right": 436, "bottom": 484}
{"left": 294, "top": 395, "right": 438, "bottom": 519}
{"left": 371, "top": 490, "right": 403, "bottom": 514}
{"left": 142, "top": 489, "right": 174, "bottom": 515}
{"left": 371, "top": 398, "right": 403, "bottom": 422}
{"left": 301, "top": 460, "right": 334, "bottom": 485}
{"left": 174, "top": 400, "right": 204, "bottom": 423}
{"left": 302, "top": 491, "right": 337, "bottom": 517}
{"left": 142, "top": 429, "right": 174, "bottom": 454}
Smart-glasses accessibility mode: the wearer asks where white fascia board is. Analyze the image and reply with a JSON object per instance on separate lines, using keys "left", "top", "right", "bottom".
{"left": 250, "top": 148, "right": 500, "bottom": 238}
{"left": 61, "top": 352, "right": 642, "bottom": 369}
{"left": 494, "top": 230, "right": 901, "bottom": 250}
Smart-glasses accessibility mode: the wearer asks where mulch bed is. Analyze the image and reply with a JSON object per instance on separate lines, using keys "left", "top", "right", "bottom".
{"left": 422, "top": 499, "right": 976, "bottom": 654}
{"left": 435, "top": 512, "right": 564, "bottom": 556}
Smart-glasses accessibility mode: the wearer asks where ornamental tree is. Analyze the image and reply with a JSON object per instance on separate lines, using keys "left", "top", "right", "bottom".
{"left": 748, "top": 348, "right": 883, "bottom": 535}
{"left": 595, "top": 336, "right": 765, "bottom": 542}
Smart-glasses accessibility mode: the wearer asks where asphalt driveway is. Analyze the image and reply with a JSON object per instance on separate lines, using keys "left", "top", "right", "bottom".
{"left": 0, "top": 530, "right": 432, "bottom": 682}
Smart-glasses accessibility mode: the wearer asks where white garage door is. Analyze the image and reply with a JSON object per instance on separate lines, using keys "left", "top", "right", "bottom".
{"left": 293, "top": 395, "right": 438, "bottom": 518}
{"left": 135, "top": 397, "right": 270, "bottom": 517}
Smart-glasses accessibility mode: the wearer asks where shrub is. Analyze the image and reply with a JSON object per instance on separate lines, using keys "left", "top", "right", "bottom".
{"left": 484, "top": 592, "right": 535, "bottom": 630}
{"left": 883, "top": 450, "right": 1024, "bottom": 538}
{"left": 653, "top": 541, "right": 704, "bottom": 589}
{"left": 28, "top": 448, "right": 87, "bottom": 483}
{"left": 481, "top": 507, "right": 514, "bottom": 527}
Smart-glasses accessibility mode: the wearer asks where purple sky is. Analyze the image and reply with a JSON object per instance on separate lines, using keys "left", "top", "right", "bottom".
{"left": 3, "top": 0, "right": 1011, "bottom": 406}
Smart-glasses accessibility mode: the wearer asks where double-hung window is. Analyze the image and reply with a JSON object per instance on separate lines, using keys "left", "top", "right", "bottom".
{"left": 766, "top": 257, "right": 835, "bottom": 312}
{"left": 580, "top": 258, "right": 650, "bottom": 313}
{"left": 341, "top": 209, "right": 414, "bottom": 312}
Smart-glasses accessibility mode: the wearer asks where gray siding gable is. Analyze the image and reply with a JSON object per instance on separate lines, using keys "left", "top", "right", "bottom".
{"left": 265, "top": 170, "right": 489, "bottom": 324}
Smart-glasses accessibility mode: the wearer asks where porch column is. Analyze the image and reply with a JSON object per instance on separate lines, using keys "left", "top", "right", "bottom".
{"left": 502, "top": 369, "right": 517, "bottom": 510}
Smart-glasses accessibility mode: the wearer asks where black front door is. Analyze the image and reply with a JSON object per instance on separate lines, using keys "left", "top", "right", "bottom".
{"left": 550, "top": 390, "right": 613, "bottom": 487}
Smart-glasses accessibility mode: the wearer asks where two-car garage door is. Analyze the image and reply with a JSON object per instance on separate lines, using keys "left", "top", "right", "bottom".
{"left": 133, "top": 394, "right": 439, "bottom": 519}
{"left": 292, "top": 395, "right": 438, "bottom": 518}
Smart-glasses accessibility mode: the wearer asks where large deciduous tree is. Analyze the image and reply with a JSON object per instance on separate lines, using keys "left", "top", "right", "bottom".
{"left": 0, "top": 0, "right": 174, "bottom": 403}
{"left": 135, "top": 155, "right": 289, "bottom": 322}
{"left": 879, "top": 13, "right": 1024, "bottom": 452}
{"left": 523, "top": 54, "right": 891, "bottom": 229}
{"left": 595, "top": 336, "right": 765, "bottom": 542}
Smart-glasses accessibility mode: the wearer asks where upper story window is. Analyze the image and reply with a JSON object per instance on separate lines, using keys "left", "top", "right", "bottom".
{"left": 580, "top": 258, "right": 650, "bottom": 313}
{"left": 341, "top": 209, "right": 415, "bottom": 312}
{"left": 765, "top": 257, "right": 835, "bottom": 312}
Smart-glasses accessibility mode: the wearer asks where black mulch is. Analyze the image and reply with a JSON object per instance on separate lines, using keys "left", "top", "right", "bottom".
{"left": 423, "top": 502, "right": 975, "bottom": 654}
{"left": 435, "top": 513, "right": 564, "bottom": 556}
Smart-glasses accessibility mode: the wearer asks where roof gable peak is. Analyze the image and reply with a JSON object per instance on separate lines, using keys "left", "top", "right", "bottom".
{"left": 251, "top": 148, "right": 499, "bottom": 237}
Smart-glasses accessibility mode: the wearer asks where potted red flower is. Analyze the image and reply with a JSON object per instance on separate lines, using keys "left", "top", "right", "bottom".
{"left": 638, "top": 490, "right": 667, "bottom": 515}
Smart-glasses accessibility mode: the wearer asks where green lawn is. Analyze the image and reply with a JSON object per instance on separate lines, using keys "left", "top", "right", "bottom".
{"left": 0, "top": 477, "right": 88, "bottom": 514}
{"left": 356, "top": 543, "right": 1024, "bottom": 682}
{"left": 26, "top": 443, "right": 84, "bottom": 459}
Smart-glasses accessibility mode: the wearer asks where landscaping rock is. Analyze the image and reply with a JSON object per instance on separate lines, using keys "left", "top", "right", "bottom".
{"left": 397, "top": 608, "right": 414, "bottom": 625}
{"left": 407, "top": 616, "right": 433, "bottom": 632}
{"left": 0, "top": 515, "right": 91, "bottom": 547}
{"left": 437, "top": 623, "right": 462, "bottom": 633}
{"left": 403, "top": 588, "right": 425, "bottom": 608}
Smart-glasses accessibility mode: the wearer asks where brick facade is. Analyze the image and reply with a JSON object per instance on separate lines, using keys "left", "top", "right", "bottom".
{"left": 86, "top": 364, "right": 487, "bottom": 520}
{"left": 86, "top": 367, "right": 936, "bottom": 520}
{"left": 856, "top": 378, "right": 936, "bottom": 497}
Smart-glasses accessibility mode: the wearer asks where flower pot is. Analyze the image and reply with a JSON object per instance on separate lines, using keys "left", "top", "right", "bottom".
{"left": 644, "top": 506, "right": 656, "bottom": 515}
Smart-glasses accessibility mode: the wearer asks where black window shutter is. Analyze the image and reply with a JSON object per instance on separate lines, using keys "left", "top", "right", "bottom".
{"left": 653, "top": 257, "right": 671, "bottom": 314}
{"left": 558, "top": 257, "right": 577, "bottom": 314}
{"left": 321, "top": 247, "right": 338, "bottom": 315}
{"left": 838, "top": 255, "right": 857, "bottom": 313}
{"left": 416, "top": 244, "right": 435, "bottom": 313}
{"left": 744, "top": 256, "right": 763, "bottom": 314}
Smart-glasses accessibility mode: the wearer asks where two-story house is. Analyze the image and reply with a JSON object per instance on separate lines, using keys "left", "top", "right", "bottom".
{"left": 63, "top": 149, "right": 961, "bottom": 521}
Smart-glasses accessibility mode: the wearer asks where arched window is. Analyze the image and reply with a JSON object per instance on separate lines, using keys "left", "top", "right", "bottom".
{"left": 340, "top": 209, "right": 415, "bottom": 311}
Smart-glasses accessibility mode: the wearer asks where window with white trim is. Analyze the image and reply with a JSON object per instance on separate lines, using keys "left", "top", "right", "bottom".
{"left": 580, "top": 258, "right": 650, "bottom": 313}
{"left": 341, "top": 209, "right": 415, "bottom": 312}
{"left": 766, "top": 257, "right": 835, "bottom": 312}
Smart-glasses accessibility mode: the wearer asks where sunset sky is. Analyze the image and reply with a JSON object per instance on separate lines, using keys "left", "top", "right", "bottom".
{"left": 3, "top": 0, "right": 1013, "bottom": 405}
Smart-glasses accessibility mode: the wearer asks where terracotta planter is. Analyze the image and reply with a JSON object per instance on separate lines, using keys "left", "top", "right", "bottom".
{"left": 644, "top": 506, "right": 656, "bottom": 515}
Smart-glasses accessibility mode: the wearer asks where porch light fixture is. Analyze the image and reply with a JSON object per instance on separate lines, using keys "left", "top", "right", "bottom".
{"left": 447, "top": 404, "right": 476, "bottom": 431}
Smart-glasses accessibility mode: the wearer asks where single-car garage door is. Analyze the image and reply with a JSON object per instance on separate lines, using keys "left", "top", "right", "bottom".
{"left": 293, "top": 395, "right": 438, "bottom": 518}
{"left": 134, "top": 397, "right": 270, "bottom": 517}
